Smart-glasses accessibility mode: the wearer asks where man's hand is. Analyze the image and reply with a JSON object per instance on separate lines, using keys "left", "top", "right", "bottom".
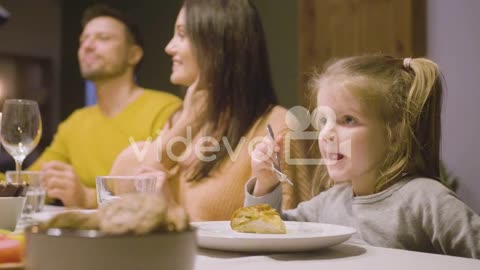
{"left": 42, "top": 161, "right": 95, "bottom": 208}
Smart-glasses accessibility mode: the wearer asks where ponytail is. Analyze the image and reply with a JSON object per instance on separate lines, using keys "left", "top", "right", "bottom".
{"left": 404, "top": 58, "right": 442, "bottom": 180}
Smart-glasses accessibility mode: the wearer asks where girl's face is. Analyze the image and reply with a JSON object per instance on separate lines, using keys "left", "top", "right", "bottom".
{"left": 316, "top": 81, "right": 389, "bottom": 195}
{"left": 165, "top": 7, "right": 200, "bottom": 87}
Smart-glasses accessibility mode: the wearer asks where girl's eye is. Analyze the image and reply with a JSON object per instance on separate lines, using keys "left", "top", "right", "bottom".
{"left": 341, "top": 115, "right": 357, "bottom": 125}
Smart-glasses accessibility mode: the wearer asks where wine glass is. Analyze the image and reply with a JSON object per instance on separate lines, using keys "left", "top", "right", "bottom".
{"left": 1, "top": 99, "right": 42, "bottom": 183}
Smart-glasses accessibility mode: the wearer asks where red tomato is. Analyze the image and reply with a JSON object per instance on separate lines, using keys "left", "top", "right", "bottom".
{"left": 0, "top": 238, "right": 22, "bottom": 263}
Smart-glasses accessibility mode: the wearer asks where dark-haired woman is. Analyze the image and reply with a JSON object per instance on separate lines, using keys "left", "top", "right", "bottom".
{"left": 110, "top": 0, "right": 311, "bottom": 221}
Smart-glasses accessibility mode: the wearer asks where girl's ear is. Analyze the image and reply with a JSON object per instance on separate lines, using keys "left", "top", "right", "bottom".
{"left": 128, "top": 45, "right": 144, "bottom": 66}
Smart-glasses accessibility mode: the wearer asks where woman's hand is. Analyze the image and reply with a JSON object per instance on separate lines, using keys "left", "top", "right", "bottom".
{"left": 132, "top": 164, "right": 175, "bottom": 205}
{"left": 154, "top": 77, "right": 209, "bottom": 169}
{"left": 250, "top": 134, "right": 284, "bottom": 196}
{"left": 178, "top": 76, "right": 209, "bottom": 132}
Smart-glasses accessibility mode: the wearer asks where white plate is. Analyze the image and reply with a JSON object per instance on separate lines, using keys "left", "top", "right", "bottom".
{"left": 191, "top": 221, "right": 356, "bottom": 252}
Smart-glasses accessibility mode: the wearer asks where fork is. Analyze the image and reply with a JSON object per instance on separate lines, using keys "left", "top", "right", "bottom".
{"left": 266, "top": 124, "right": 294, "bottom": 186}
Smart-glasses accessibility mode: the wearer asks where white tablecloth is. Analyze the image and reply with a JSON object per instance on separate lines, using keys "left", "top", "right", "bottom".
{"left": 195, "top": 244, "right": 480, "bottom": 270}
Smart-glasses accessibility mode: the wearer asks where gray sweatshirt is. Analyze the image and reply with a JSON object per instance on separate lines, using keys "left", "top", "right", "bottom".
{"left": 245, "top": 177, "right": 480, "bottom": 259}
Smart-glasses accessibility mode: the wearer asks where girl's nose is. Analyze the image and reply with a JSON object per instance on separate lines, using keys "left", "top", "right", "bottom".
{"left": 325, "top": 133, "right": 335, "bottom": 142}
{"left": 320, "top": 128, "right": 336, "bottom": 142}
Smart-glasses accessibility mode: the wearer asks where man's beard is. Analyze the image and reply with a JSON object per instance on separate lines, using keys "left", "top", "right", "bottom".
{"left": 80, "top": 63, "right": 128, "bottom": 81}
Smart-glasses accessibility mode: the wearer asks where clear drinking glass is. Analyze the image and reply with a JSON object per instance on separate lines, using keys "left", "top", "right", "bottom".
{"left": 1, "top": 99, "right": 42, "bottom": 183}
{"left": 96, "top": 176, "right": 157, "bottom": 206}
{"left": 6, "top": 171, "right": 46, "bottom": 214}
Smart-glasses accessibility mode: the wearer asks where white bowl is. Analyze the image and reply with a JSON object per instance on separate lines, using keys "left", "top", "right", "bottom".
{"left": 0, "top": 197, "right": 26, "bottom": 231}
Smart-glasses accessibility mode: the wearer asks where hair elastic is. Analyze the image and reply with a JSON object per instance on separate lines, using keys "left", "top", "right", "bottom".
{"left": 403, "top": 58, "right": 412, "bottom": 69}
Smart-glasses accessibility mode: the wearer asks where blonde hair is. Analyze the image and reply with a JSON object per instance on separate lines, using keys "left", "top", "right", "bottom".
{"left": 309, "top": 55, "right": 443, "bottom": 193}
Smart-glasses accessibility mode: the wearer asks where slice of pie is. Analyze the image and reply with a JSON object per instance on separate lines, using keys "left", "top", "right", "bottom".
{"left": 230, "top": 204, "right": 286, "bottom": 234}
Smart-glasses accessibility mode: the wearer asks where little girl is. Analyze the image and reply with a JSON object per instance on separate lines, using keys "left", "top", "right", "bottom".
{"left": 246, "top": 55, "right": 480, "bottom": 258}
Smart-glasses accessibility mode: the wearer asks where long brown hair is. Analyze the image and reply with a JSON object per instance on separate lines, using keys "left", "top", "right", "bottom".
{"left": 310, "top": 55, "right": 443, "bottom": 192}
{"left": 184, "top": 0, "right": 278, "bottom": 180}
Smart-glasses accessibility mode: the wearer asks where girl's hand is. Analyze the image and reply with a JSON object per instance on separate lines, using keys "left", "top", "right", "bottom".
{"left": 251, "top": 134, "right": 283, "bottom": 196}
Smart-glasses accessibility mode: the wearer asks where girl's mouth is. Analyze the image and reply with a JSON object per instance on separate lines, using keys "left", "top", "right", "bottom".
{"left": 328, "top": 153, "right": 345, "bottom": 161}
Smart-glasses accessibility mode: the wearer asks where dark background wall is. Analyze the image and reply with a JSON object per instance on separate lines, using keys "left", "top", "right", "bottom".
{"left": 0, "top": 0, "right": 62, "bottom": 168}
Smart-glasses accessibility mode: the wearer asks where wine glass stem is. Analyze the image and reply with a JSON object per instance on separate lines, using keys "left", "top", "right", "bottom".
{"left": 15, "top": 159, "right": 23, "bottom": 184}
